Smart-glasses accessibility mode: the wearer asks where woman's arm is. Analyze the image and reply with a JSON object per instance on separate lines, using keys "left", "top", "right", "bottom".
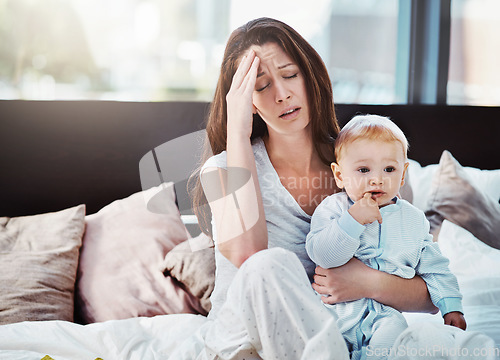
{"left": 201, "top": 50, "right": 268, "bottom": 268}
{"left": 312, "top": 258, "right": 438, "bottom": 313}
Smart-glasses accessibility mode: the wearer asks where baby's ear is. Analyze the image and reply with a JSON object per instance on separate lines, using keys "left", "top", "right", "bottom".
{"left": 400, "top": 162, "right": 409, "bottom": 186}
{"left": 331, "top": 162, "right": 344, "bottom": 189}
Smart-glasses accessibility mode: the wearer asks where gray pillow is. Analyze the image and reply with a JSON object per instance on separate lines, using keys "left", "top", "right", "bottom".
{"left": 425, "top": 150, "right": 500, "bottom": 249}
{"left": 162, "top": 233, "right": 215, "bottom": 314}
{"left": 0, "top": 205, "right": 85, "bottom": 324}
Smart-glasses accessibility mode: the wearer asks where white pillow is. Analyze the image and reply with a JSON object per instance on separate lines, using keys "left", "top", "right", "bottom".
{"left": 437, "top": 220, "right": 500, "bottom": 296}
{"left": 406, "top": 160, "right": 438, "bottom": 211}
{"left": 403, "top": 219, "right": 500, "bottom": 347}
{"left": 404, "top": 220, "right": 500, "bottom": 347}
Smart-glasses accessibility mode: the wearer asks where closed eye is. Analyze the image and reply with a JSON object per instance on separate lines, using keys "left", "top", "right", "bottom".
{"left": 256, "top": 73, "right": 297, "bottom": 92}
{"left": 256, "top": 83, "right": 270, "bottom": 92}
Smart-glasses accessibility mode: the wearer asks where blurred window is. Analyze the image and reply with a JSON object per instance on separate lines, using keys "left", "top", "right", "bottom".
{"left": 448, "top": 0, "right": 500, "bottom": 106}
{"left": 327, "top": 1, "right": 399, "bottom": 104}
{"left": 0, "top": 0, "right": 400, "bottom": 103}
{"left": 11, "top": 0, "right": 499, "bottom": 106}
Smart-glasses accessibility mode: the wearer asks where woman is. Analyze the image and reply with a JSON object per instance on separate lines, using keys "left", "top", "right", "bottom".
{"left": 189, "top": 17, "right": 436, "bottom": 359}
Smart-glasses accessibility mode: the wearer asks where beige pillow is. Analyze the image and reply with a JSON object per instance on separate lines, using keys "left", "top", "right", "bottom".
{"left": 162, "top": 233, "right": 215, "bottom": 314}
{"left": 425, "top": 150, "right": 500, "bottom": 249}
{"left": 75, "top": 183, "right": 205, "bottom": 324}
{"left": 0, "top": 205, "right": 85, "bottom": 324}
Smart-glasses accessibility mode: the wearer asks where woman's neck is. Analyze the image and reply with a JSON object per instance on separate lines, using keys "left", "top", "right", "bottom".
{"left": 262, "top": 129, "right": 337, "bottom": 216}
{"left": 263, "top": 130, "right": 324, "bottom": 175}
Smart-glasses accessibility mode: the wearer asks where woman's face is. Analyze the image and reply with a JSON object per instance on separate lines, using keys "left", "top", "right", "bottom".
{"left": 246, "top": 42, "right": 310, "bottom": 137}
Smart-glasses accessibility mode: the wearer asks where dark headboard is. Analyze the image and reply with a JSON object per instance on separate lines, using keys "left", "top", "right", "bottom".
{"left": 1, "top": 100, "right": 499, "bottom": 218}
{"left": 0, "top": 100, "right": 209, "bottom": 217}
{"left": 334, "top": 104, "right": 500, "bottom": 170}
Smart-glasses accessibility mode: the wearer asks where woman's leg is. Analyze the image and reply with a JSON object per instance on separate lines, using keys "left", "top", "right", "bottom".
{"left": 203, "top": 247, "right": 349, "bottom": 360}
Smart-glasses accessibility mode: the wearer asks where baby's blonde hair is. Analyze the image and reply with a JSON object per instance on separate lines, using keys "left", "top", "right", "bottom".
{"left": 335, "top": 114, "right": 409, "bottom": 162}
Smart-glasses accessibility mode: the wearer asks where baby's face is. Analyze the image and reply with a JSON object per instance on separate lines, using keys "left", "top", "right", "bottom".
{"left": 333, "top": 139, "right": 408, "bottom": 207}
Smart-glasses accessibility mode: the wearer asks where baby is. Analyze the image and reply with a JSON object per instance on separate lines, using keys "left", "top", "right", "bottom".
{"left": 306, "top": 114, "right": 466, "bottom": 360}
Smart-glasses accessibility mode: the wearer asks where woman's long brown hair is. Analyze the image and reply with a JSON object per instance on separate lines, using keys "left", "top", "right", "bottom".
{"left": 190, "top": 17, "right": 340, "bottom": 236}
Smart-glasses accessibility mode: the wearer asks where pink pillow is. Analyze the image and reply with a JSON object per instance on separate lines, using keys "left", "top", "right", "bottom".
{"left": 75, "top": 183, "right": 205, "bottom": 323}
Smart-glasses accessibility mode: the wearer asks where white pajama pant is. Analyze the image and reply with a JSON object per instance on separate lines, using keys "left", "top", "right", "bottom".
{"left": 189, "top": 247, "right": 350, "bottom": 360}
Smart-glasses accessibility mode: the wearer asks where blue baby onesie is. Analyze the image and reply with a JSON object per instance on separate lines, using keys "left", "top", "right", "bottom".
{"left": 306, "top": 192, "right": 463, "bottom": 359}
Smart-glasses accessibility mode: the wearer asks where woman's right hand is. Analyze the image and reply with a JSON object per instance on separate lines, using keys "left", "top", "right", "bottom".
{"left": 313, "top": 258, "right": 438, "bottom": 313}
{"left": 225, "top": 49, "right": 260, "bottom": 140}
{"left": 313, "top": 258, "right": 372, "bottom": 304}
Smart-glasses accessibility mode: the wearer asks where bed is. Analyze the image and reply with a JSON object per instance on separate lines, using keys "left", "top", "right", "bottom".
{"left": 0, "top": 100, "right": 499, "bottom": 359}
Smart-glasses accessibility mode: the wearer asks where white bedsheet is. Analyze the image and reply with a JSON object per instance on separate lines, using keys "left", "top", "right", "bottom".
{"left": 391, "top": 321, "right": 498, "bottom": 360}
{"left": 1, "top": 311, "right": 497, "bottom": 360}
{"left": 0, "top": 314, "right": 206, "bottom": 360}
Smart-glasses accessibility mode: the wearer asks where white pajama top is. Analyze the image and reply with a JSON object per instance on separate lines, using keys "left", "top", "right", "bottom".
{"left": 201, "top": 137, "right": 316, "bottom": 319}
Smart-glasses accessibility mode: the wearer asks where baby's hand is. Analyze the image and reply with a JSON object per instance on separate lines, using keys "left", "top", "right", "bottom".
{"left": 348, "top": 193, "right": 383, "bottom": 225}
{"left": 444, "top": 311, "right": 467, "bottom": 330}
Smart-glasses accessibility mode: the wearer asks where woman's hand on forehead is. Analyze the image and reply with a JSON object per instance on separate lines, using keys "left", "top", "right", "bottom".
{"left": 226, "top": 49, "right": 260, "bottom": 139}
